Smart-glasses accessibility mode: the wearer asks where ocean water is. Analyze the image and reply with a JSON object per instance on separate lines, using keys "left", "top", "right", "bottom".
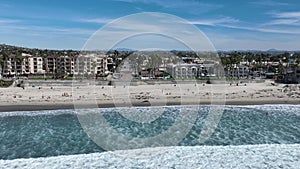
{"left": 0, "top": 105, "right": 299, "bottom": 160}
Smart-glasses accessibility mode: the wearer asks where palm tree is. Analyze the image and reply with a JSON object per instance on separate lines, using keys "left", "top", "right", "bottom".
{"left": 0, "top": 57, "right": 3, "bottom": 79}
{"left": 277, "top": 64, "right": 285, "bottom": 74}
{"left": 0, "top": 52, "right": 9, "bottom": 77}
{"left": 113, "top": 50, "right": 119, "bottom": 59}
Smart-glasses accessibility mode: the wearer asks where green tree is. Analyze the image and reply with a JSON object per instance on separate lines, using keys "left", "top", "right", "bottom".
{"left": 0, "top": 52, "right": 9, "bottom": 76}
{"left": 277, "top": 64, "right": 285, "bottom": 74}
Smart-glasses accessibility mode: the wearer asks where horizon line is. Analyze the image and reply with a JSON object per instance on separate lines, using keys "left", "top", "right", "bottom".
{"left": 1, "top": 43, "right": 299, "bottom": 52}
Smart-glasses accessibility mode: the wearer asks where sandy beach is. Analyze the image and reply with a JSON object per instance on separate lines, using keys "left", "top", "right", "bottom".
{"left": 0, "top": 80, "right": 300, "bottom": 112}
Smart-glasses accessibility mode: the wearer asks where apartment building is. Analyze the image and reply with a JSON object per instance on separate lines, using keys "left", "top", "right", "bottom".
{"left": 73, "top": 54, "right": 113, "bottom": 76}
{"left": 1, "top": 54, "right": 113, "bottom": 78}
{"left": 28, "top": 56, "right": 45, "bottom": 74}
{"left": 56, "top": 56, "right": 72, "bottom": 76}
{"left": 73, "top": 55, "right": 94, "bottom": 75}
{"left": 224, "top": 65, "right": 250, "bottom": 79}
{"left": 94, "top": 55, "right": 107, "bottom": 75}
{"left": 44, "top": 56, "right": 57, "bottom": 74}
{"left": 2, "top": 54, "right": 31, "bottom": 76}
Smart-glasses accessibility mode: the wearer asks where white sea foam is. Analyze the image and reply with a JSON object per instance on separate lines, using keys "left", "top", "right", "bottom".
{"left": 1, "top": 104, "right": 299, "bottom": 118}
{"left": 0, "top": 144, "right": 299, "bottom": 169}
{"left": 0, "top": 109, "right": 75, "bottom": 117}
{"left": 233, "top": 104, "right": 300, "bottom": 109}
{"left": 0, "top": 105, "right": 201, "bottom": 117}
{"left": 232, "top": 104, "right": 300, "bottom": 115}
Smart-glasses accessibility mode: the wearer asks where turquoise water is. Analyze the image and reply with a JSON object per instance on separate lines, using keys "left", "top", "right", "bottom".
{"left": 0, "top": 105, "right": 299, "bottom": 160}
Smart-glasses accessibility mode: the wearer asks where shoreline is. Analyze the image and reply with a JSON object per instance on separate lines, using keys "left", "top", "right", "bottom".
{"left": 1, "top": 99, "right": 300, "bottom": 112}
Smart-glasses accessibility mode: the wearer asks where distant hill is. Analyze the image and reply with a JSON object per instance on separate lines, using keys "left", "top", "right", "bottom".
{"left": 217, "top": 49, "right": 299, "bottom": 54}
{"left": 267, "top": 49, "right": 278, "bottom": 52}
{"left": 0, "top": 44, "right": 80, "bottom": 57}
{"left": 1, "top": 44, "right": 299, "bottom": 56}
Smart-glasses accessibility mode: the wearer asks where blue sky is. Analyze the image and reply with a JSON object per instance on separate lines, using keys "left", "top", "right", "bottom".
{"left": 0, "top": 0, "right": 299, "bottom": 50}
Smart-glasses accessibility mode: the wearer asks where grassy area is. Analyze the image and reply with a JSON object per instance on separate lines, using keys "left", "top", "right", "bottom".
{"left": 64, "top": 77, "right": 74, "bottom": 80}
{"left": 174, "top": 78, "right": 222, "bottom": 81}
{"left": 28, "top": 78, "right": 53, "bottom": 80}
{"left": 0, "top": 80, "right": 13, "bottom": 87}
{"left": 173, "top": 78, "right": 246, "bottom": 81}
{"left": 28, "top": 77, "right": 74, "bottom": 80}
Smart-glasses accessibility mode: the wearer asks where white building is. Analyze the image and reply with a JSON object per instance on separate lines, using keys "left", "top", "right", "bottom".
{"left": 166, "top": 63, "right": 219, "bottom": 79}
{"left": 224, "top": 65, "right": 249, "bottom": 79}
{"left": 28, "top": 56, "right": 45, "bottom": 74}
{"left": 74, "top": 54, "right": 112, "bottom": 76}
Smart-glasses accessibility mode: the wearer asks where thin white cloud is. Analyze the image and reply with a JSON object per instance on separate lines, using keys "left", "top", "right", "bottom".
{"left": 220, "top": 24, "right": 300, "bottom": 35}
{"left": 76, "top": 18, "right": 114, "bottom": 24}
{"left": 189, "top": 17, "right": 239, "bottom": 26}
{"left": 83, "top": 13, "right": 217, "bottom": 51}
{"left": 0, "top": 24, "right": 95, "bottom": 36}
{"left": 250, "top": 0, "right": 290, "bottom": 6}
{"left": 274, "top": 12, "right": 300, "bottom": 19}
{"left": 212, "top": 36, "right": 300, "bottom": 51}
{"left": 265, "top": 19, "right": 299, "bottom": 26}
{"left": 266, "top": 11, "right": 300, "bottom": 26}
{"left": 113, "top": 0, "right": 222, "bottom": 14}
{"left": 0, "top": 19, "right": 20, "bottom": 24}
{"left": 188, "top": 14, "right": 300, "bottom": 35}
{"left": 115, "top": 0, "right": 219, "bottom": 8}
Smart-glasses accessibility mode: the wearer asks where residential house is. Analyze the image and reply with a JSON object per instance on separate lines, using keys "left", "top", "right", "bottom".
{"left": 276, "top": 67, "right": 300, "bottom": 84}
{"left": 166, "top": 63, "right": 219, "bottom": 79}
